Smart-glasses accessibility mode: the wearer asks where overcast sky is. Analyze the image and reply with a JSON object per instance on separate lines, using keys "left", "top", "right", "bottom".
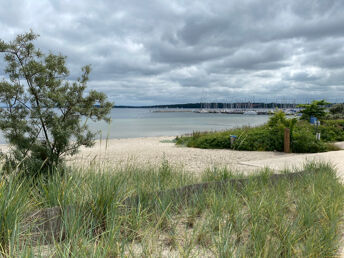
{"left": 1, "top": 0, "right": 344, "bottom": 105}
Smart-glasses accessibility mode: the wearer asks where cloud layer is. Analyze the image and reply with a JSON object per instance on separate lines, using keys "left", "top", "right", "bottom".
{"left": 1, "top": 0, "right": 344, "bottom": 105}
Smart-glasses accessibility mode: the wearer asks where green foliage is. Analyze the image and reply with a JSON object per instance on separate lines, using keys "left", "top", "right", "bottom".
{"left": 297, "top": 100, "right": 329, "bottom": 121}
{"left": 176, "top": 112, "right": 342, "bottom": 153}
{"left": 182, "top": 131, "right": 232, "bottom": 149}
{"left": 291, "top": 121, "right": 328, "bottom": 153}
{"left": 232, "top": 125, "right": 279, "bottom": 151}
{"left": 0, "top": 31, "right": 113, "bottom": 176}
{"left": 320, "top": 120, "right": 344, "bottom": 142}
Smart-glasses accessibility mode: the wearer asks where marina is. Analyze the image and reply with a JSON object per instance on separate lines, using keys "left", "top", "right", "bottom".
{"left": 151, "top": 108, "right": 300, "bottom": 115}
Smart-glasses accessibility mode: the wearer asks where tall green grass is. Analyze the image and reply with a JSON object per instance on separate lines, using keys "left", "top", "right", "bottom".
{"left": 0, "top": 161, "right": 343, "bottom": 257}
{"left": 0, "top": 176, "right": 33, "bottom": 255}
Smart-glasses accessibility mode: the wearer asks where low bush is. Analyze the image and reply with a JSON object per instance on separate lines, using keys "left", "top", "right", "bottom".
{"left": 320, "top": 120, "right": 344, "bottom": 142}
{"left": 291, "top": 121, "right": 328, "bottom": 153}
{"left": 176, "top": 115, "right": 344, "bottom": 153}
{"left": 180, "top": 131, "right": 231, "bottom": 149}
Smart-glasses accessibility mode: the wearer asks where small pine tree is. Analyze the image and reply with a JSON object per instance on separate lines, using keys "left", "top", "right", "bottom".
{"left": 0, "top": 31, "right": 113, "bottom": 175}
{"left": 297, "top": 100, "right": 329, "bottom": 121}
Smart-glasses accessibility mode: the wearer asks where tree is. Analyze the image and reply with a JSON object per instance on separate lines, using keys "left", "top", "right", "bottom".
{"left": 297, "top": 100, "right": 329, "bottom": 121}
{"left": 0, "top": 31, "right": 113, "bottom": 175}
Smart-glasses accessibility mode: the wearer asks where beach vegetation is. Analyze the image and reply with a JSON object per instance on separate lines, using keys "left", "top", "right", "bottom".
{"left": 0, "top": 31, "right": 113, "bottom": 176}
{"left": 176, "top": 112, "right": 344, "bottom": 153}
{"left": 0, "top": 162, "right": 343, "bottom": 256}
{"left": 320, "top": 119, "right": 344, "bottom": 142}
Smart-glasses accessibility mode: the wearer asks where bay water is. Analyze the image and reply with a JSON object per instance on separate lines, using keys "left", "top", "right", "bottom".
{"left": 0, "top": 108, "right": 270, "bottom": 144}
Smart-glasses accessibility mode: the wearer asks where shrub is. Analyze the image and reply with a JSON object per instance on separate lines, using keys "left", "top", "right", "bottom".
{"left": 320, "top": 120, "right": 344, "bottom": 142}
{"left": 176, "top": 113, "right": 341, "bottom": 153}
{"left": 291, "top": 121, "right": 328, "bottom": 153}
{"left": 232, "top": 126, "right": 280, "bottom": 151}
{"left": 190, "top": 132, "right": 231, "bottom": 149}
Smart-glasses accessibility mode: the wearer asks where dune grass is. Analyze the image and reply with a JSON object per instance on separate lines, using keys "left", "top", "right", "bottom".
{"left": 0, "top": 161, "right": 343, "bottom": 257}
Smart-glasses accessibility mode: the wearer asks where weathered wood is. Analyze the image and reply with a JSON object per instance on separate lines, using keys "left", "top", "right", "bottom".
{"left": 284, "top": 128, "right": 291, "bottom": 153}
{"left": 23, "top": 207, "right": 63, "bottom": 245}
{"left": 123, "top": 170, "right": 312, "bottom": 206}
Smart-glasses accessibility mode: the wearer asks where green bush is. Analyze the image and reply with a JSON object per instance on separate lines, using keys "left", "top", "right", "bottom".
{"left": 176, "top": 131, "right": 230, "bottom": 149}
{"left": 190, "top": 132, "right": 231, "bottom": 149}
{"left": 176, "top": 113, "right": 342, "bottom": 153}
{"left": 291, "top": 121, "right": 328, "bottom": 153}
{"left": 320, "top": 120, "right": 344, "bottom": 142}
{"left": 232, "top": 126, "right": 280, "bottom": 151}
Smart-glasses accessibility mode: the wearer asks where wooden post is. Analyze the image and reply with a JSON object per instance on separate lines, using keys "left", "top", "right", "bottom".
{"left": 284, "top": 128, "right": 290, "bottom": 153}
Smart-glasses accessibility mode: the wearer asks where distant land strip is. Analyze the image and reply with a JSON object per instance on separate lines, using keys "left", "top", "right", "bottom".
{"left": 112, "top": 102, "right": 342, "bottom": 109}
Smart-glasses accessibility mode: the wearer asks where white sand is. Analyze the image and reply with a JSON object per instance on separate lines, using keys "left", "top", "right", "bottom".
{"left": 3, "top": 137, "right": 342, "bottom": 178}
{"left": 68, "top": 136, "right": 295, "bottom": 174}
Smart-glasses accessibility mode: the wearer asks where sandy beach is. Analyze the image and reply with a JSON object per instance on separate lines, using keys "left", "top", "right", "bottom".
{"left": 2, "top": 137, "right": 343, "bottom": 178}
{"left": 66, "top": 136, "right": 344, "bottom": 178}
{"left": 66, "top": 136, "right": 292, "bottom": 174}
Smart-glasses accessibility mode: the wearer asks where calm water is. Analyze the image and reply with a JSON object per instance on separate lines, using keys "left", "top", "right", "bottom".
{"left": 88, "top": 108, "right": 269, "bottom": 139}
{"left": 0, "top": 108, "right": 270, "bottom": 143}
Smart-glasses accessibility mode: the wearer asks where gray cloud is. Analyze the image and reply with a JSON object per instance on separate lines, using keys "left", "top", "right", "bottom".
{"left": 0, "top": 0, "right": 344, "bottom": 105}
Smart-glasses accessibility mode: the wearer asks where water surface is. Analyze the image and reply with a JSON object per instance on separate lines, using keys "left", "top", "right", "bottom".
{"left": 0, "top": 108, "right": 270, "bottom": 143}
{"left": 88, "top": 108, "right": 269, "bottom": 139}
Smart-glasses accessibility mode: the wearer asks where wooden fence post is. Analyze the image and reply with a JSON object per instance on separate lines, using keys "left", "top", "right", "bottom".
{"left": 284, "top": 128, "right": 290, "bottom": 153}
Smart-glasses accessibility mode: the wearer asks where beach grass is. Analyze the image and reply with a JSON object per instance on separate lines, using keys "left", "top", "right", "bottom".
{"left": 0, "top": 161, "right": 343, "bottom": 257}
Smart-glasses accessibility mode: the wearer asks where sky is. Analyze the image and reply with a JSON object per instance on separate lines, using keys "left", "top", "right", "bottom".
{"left": 0, "top": 0, "right": 344, "bottom": 106}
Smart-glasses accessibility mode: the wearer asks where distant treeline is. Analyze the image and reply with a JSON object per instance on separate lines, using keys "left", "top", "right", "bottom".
{"left": 113, "top": 102, "right": 324, "bottom": 109}
{"left": 2, "top": 102, "right": 341, "bottom": 109}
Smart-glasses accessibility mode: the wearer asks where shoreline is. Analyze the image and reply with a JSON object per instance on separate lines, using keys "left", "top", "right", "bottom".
{"left": 1, "top": 137, "right": 344, "bottom": 179}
